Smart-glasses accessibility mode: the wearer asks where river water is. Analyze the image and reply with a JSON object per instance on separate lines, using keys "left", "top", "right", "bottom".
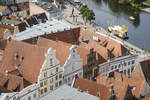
{"left": 81, "top": 0, "right": 150, "bottom": 52}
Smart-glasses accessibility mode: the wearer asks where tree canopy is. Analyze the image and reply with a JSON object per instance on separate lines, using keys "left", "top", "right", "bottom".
{"left": 80, "top": 5, "right": 95, "bottom": 23}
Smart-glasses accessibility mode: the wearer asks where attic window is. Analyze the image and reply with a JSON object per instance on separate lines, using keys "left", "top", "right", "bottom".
{"left": 14, "top": 54, "right": 19, "bottom": 60}
{"left": 20, "top": 56, "right": 24, "bottom": 62}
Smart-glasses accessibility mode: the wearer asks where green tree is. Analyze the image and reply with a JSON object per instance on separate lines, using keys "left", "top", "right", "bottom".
{"left": 80, "top": 6, "right": 95, "bottom": 24}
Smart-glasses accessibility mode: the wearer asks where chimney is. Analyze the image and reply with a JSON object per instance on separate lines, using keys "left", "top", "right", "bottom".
{"left": 5, "top": 70, "right": 8, "bottom": 76}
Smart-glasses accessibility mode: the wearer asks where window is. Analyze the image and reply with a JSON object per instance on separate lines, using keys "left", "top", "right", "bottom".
{"left": 28, "top": 96, "right": 31, "bottom": 100}
{"left": 50, "top": 78, "right": 53, "bottom": 83}
{"left": 55, "top": 82, "right": 58, "bottom": 88}
{"left": 111, "top": 66, "right": 114, "bottom": 70}
{"left": 115, "top": 65, "right": 117, "bottom": 69}
{"left": 50, "top": 85, "right": 53, "bottom": 90}
{"left": 33, "top": 93, "right": 36, "bottom": 98}
{"left": 128, "top": 61, "right": 130, "bottom": 65}
{"left": 40, "top": 82, "right": 43, "bottom": 87}
{"left": 67, "top": 32, "right": 72, "bottom": 37}
{"left": 124, "top": 62, "right": 127, "bottom": 66}
{"left": 44, "top": 80, "right": 47, "bottom": 85}
{"left": 124, "top": 70, "right": 126, "bottom": 75}
{"left": 132, "top": 60, "right": 135, "bottom": 64}
{"left": 68, "top": 77, "right": 71, "bottom": 82}
{"left": 64, "top": 79, "right": 67, "bottom": 83}
{"left": 131, "top": 66, "right": 134, "bottom": 72}
{"left": 44, "top": 87, "right": 47, "bottom": 93}
{"left": 44, "top": 72, "right": 47, "bottom": 78}
{"left": 41, "top": 89, "right": 43, "bottom": 94}
{"left": 118, "top": 64, "right": 121, "bottom": 68}
{"left": 59, "top": 80, "right": 62, "bottom": 86}
{"left": 50, "top": 58, "right": 53, "bottom": 65}
{"left": 128, "top": 69, "right": 130, "bottom": 75}
{"left": 59, "top": 74, "right": 62, "bottom": 79}
{"left": 55, "top": 75, "right": 58, "bottom": 80}
{"left": 56, "top": 67, "right": 58, "bottom": 72}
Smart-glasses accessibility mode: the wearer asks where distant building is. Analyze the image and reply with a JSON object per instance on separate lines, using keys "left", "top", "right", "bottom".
{"left": 11, "top": 19, "right": 80, "bottom": 44}
{"left": 98, "top": 54, "right": 138, "bottom": 77}
{"left": 29, "top": 2, "right": 62, "bottom": 20}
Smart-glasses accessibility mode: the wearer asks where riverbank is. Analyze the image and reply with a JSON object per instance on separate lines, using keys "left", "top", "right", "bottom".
{"left": 62, "top": 1, "right": 150, "bottom": 58}
{"left": 141, "top": 8, "right": 150, "bottom": 13}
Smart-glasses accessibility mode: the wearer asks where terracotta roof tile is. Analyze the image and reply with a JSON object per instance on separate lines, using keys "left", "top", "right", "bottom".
{"left": 97, "top": 71, "right": 145, "bottom": 99}
{"left": 140, "top": 59, "right": 150, "bottom": 85}
{"left": 0, "top": 72, "right": 24, "bottom": 92}
{"left": 79, "top": 28, "right": 128, "bottom": 57}
{"left": 0, "top": 40, "right": 48, "bottom": 83}
{"left": 0, "top": 27, "right": 6, "bottom": 39}
{"left": 37, "top": 37, "right": 71, "bottom": 67}
{"left": 37, "top": 37, "right": 91, "bottom": 66}
{"left": 73, "top": 77, "right": 110, "bottom": 100}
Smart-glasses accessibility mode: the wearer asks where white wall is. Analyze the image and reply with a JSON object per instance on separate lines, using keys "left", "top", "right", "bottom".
{"left": 63, "top": 45, "right": 83, "bottom": 86}
{"left": 38, "top": 48, "right": 64, "bottom": 97}
{"left": 1, "top": 84, "right": 39, "bottom": 100}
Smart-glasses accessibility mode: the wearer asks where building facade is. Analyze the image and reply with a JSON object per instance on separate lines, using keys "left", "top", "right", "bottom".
{"left": 1, "top": 84, "right": 39, "bottom": 100}
{"left": 98, "top": 54, "right": 138, "bottom": 77}
{"left": 37, "top": 38, "right": 83, "bottom": 86}
{"left": 0, "top": 48, "right": 64, "bottom": 100}
{"left": 63, "top": 45, "right": 83, "bottom": 86}
{"left": 38, "top": 48, "right": 63, "bottom": 97}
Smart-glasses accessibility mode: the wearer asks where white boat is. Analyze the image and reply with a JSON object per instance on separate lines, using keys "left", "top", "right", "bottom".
{"left": 108, "top": 25, "right": 128, "bottom": 39}
{"left": 129, "top": 16, "right": 136, "bottom": 21}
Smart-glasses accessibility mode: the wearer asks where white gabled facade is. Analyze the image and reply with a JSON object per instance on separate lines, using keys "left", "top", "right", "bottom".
{"left": 38, "top": 48, "right": 64, "bottom": 97}
{"left": 0, "top": 48, "right": 64, "bottom": 100}
{"left": 63, "top": 45, "right": 83, "bottom": 86}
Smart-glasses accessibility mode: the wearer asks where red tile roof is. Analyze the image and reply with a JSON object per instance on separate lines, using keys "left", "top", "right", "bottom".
{"left": 73, "top": 77, "right": 110, "bottom": 100}
{"left": 37, "top": 37, "right": 91, "bottom": 66}
{"left": 37, "top": 37, "right": 71, "bottom": 67}
{"left": 0, "top": 72, "right": 24, "bottom": 92}
{"left": 97, "top": 72, "right": 145, "bottom": 99}
{"left": 79, "top": 28, "right": 128, "bottom": 58}
{"left": 0, "top": 40, "right": 48, "bottom": 83}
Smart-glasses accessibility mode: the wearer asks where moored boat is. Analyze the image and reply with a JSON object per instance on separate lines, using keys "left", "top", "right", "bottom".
{"left": 108, "top": 25, "right": 128, "bottom": 39}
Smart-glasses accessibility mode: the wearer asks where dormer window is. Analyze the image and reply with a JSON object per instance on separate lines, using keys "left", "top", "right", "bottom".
{"left": 20, "top": 56, "right": 24, "bottom": 62}
{"left": 14, "top": 53, "right": 19, "bottom": 60}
